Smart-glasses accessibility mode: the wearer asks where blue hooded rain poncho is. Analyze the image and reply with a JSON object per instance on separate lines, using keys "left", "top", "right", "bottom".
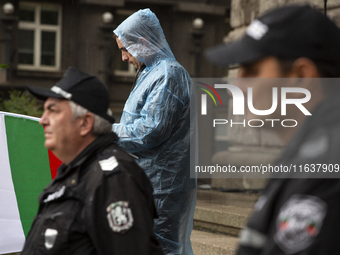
{"left": 113, "top": 9, "right": 197, "bottom": 255}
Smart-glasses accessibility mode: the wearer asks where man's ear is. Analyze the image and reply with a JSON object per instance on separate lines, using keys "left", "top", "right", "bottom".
{"left": 79, "top": 113, "right": 95, "bottom": 136}
{"left": 290, "top": 57, "right": 320, "bottom": 78}
{"left": 289, "top": 57, "right": 325, "bottom": 106}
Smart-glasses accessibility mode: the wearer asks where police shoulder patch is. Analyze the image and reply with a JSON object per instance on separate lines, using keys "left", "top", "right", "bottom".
{"left": 106, "top": 201, "right": 134, "bottom": 233}
{"left": 99, "top": 156, "right": 119, "bottom": 171}
{"left": 274, "top": 194, "right": 327, "bottom": 254}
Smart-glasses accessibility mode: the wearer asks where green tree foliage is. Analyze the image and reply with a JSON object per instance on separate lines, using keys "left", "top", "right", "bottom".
{"left": 0, "top": 90, "right": 43, "bottom": 118}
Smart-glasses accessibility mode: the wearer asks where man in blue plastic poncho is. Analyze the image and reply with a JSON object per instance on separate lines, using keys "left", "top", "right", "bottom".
{"left": 112, "top": 8, "right": 196, "bottom": 255}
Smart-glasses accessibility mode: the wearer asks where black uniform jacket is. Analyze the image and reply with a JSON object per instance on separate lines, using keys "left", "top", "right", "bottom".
{"left": 21, "top": 132, "right": 163, "bottom": 255}
{"left": 237, "top": 97, "right": 340, "bottom": 255}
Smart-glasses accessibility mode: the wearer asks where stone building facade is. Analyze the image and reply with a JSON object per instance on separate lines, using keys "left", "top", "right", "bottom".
{"left": 0, "top": 0, "right": 230, "bottom": 119}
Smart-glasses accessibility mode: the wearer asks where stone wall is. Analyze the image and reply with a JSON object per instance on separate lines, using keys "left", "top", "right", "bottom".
{"left": 229, "top": 0, "right": 340, "bottom": 37}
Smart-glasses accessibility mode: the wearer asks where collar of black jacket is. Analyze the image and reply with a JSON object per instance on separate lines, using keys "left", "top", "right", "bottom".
{"left": 56, "top": 132, "right": 119, "bottom": 178}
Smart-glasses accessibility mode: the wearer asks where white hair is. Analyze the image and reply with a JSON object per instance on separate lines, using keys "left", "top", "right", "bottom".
{"left": 68, "top": 101, "right": 112, "bottom": 136}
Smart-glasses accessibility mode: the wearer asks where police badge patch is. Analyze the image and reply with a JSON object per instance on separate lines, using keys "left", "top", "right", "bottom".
{"left": 107, "top": 201, "right": 134, "bottom": 233}
{"left": 274, "top": 195, "right": 327, "bottom": 254}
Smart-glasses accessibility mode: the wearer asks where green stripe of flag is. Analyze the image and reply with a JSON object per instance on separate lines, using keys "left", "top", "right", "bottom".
{"left": 5, "top": 115, "right": 52, "bottom": 236}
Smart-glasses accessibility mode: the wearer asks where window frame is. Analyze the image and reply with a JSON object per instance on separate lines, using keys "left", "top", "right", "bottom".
{"left": 18, "top": 2, "right": 62, "bottom": 72}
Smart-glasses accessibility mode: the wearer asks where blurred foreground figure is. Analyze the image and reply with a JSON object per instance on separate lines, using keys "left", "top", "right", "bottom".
{"left": 22, "top": 67, "right": 163, "bottom": 255}
{"left": 113, "top": 8, "right": 196, "bottom": 255}
{"left": 206, "top": 5, "right": 340, "bottom": 255}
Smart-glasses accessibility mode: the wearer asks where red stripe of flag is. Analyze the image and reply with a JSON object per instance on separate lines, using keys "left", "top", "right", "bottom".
{"left": 43, "top": 126, "right": 62, "bottom": 179}
{"left": 47, "top": 150, "right": 62, "bottom": 179}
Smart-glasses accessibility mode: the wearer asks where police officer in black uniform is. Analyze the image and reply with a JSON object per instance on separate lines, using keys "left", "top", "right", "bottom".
{"left": 206, "top": 5, "right": 340, "bottom": 255}
{"left": 22, "top": 67, "right": 163, "bottom": 254}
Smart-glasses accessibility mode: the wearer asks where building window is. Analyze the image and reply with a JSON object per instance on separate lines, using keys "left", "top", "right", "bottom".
{"left": 18, "top": 3, "right": 62, "bottom": 71}
{"left": 113, "top": 10, "right": 136, "bottom": 76}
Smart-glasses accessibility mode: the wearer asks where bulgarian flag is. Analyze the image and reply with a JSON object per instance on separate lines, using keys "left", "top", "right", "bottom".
{"left": 0, "top": 111, "right": 61, "bottom": 253}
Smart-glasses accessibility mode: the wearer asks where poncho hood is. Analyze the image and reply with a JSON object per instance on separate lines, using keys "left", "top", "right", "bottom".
{"left": 114, "top": 8, "right": 175, "bottom": 68}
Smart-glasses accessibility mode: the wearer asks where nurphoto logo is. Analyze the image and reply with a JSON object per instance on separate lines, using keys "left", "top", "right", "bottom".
{"left": 198, "top": 82, "right": 311, "bottom": 128}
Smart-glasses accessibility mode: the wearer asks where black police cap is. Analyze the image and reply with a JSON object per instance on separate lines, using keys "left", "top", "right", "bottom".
{"left": 27, "top": 67, "right": 115, "bottom": 124}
